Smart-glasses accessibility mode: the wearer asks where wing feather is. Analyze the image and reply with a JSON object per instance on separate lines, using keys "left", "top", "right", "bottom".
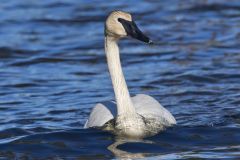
{"left": 84, "top": 101, "right": 117, "bottom": 128}
{"left": 84, "top": 94, "right": 176, "bottom": 128}
{"left": 132, "top": 94, "right": 176, "bottom": 126}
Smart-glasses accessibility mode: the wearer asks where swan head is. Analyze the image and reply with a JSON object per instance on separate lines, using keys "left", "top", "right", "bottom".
{"left": 105, "top": 11, "right": 152, "bottom": 44}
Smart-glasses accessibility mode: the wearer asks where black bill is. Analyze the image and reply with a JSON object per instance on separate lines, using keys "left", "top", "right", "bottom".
{"left": 118, "top": 18, "right": 153, "bottom": 44}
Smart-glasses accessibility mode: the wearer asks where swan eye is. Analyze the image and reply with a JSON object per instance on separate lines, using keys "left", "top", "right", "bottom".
{"left": 117, "top": 18, "right": 121, "bottom": 22}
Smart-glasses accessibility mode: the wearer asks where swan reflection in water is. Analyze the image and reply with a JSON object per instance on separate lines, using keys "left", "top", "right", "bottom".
{"left": 108, "top": 138, "right": 153, "bottom": 159}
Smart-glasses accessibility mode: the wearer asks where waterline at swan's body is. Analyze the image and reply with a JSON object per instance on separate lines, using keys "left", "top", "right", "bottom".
{"left": 85, "top": 94, "right": 176, "bottom": 138}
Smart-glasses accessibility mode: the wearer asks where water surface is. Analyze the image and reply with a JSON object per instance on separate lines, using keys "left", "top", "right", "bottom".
{"left": 0, "top": 0, "right": 240, "bottom": 159}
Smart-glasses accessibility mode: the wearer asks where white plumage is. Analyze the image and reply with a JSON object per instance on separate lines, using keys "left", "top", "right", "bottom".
{"left": 84, "top": 11, "right": 176, "bottom": 138}
{"left": 84, "top": 94, "right": 176, "bottom": 128}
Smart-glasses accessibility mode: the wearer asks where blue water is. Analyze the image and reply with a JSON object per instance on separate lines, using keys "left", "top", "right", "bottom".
{"left": 0, "top": 0, "right": 240, "bottom": 159}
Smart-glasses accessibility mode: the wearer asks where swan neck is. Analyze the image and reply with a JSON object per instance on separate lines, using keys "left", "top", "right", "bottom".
{"left": 105, "top": 36, "right": 135, "bottom": 115}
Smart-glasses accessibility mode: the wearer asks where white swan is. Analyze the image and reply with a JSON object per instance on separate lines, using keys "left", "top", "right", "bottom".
{"left": 84, "top": 11, "right": 176, "bottom": 138}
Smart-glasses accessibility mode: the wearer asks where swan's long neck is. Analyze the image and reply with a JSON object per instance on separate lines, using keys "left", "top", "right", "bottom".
{"left": 105, "top": 36, "right": 135, "bottom": 115}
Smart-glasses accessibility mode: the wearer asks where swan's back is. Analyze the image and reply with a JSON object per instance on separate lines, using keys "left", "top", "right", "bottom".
{"left": 84, "top": 94, "right": 176, "bottom": 130}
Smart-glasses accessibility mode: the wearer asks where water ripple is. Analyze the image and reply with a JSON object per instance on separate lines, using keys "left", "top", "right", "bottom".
{"left": 0, "top": 0, "right": 239, "bottom": 159}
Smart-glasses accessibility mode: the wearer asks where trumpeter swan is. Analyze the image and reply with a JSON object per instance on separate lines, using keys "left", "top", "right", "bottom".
{"left": 84, "top": 11, "right": 176, "bottom": 138}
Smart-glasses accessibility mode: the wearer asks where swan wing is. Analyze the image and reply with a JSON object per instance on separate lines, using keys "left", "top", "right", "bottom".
{"left": 84, "top": 94, "right": 176, "bottom": 128}
{"left": 84, "top": 101, "right": 117, "bottom": 128}
{"left": 132, "top": 94, "right": 176, "bottom": 126}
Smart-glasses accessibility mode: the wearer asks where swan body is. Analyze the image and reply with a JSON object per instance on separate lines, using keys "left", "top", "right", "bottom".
{"left": 84, "top": 11, "right": 176, "bottom": 138}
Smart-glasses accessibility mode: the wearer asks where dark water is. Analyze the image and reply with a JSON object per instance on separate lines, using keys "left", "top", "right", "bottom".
{"left": 0, "top": 0, "right": 240, "bottom": 159}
